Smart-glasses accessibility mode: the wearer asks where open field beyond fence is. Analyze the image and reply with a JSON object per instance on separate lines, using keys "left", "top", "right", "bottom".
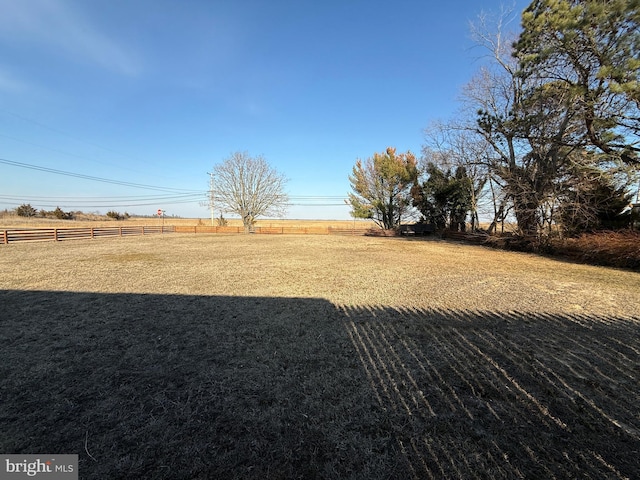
{"left": 0, "top": 216, "right": 375, "bottom": 229}
{"left": 0, "top": 225, "right": 370, "bottom": 244}
{"left": 1, "top": 234, "right": 639, "bottom": 479}
{"left": 0, "top": 218, "right": 374, "bottom": 244}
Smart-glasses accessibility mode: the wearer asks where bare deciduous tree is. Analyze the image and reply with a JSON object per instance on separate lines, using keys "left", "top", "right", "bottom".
{"left": 213, "top": 152, "right": 289, "bottom": 232}
{"left": 465, "top": 9, "right": 583, "bottom": 237}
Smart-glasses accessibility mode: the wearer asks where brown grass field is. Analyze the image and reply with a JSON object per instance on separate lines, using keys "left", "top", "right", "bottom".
{"left": 1, "top": 233, "right": 639, "bottom": 479}
{"left": 0, "top": 214, "right": 375, "bottom": 230}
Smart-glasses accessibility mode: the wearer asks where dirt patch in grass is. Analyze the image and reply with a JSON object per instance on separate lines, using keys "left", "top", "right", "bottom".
{"left": 1, "top": 235, "right": 639, "bottom": 478}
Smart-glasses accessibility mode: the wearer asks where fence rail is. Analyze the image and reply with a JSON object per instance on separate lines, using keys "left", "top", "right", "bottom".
{"left": 1, "top": 225, "right": 371, "bottom": 244}
{"left": 174, "top": 225, "right": 370, "bottom": 235}
{"left": 1, "top": 225, "right": 175, "bottom": 244}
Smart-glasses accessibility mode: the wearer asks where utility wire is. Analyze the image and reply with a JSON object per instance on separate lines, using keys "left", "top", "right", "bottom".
{"left": 0, "top": 133, "right": 120, "bottom": 165}
{"left": 7, "top": 199, "right": 204, "bottom": 209}
{"left": 0, "top": 193, "right": 204, "bottom": 201}
{"left": 0, "top": 109, "right": 144, "bottom": 164}
{"left": 0, "top": 158, "right": 201, "bottom": 193}
{"left": 0, "top": 194, "right": 345, "bottom": 203}
{"left": 287, "top": 204, "right": 346, "bottom": 207}
{"left": 0, "top": 132, "right": 171, "bottom": 180}
{"left": 2, "top": 158, "right": 349, "bottom": 199}
{"left": 1, "top": 157, "right": 350, "bottom": 209}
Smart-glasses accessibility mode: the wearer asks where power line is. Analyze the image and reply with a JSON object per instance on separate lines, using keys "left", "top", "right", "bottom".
{"left": 1, "top": 157, "right": 352, "bottom": 211}
{"left": 0, "top": 133, "right": 119, "bottom": 165}
{"left": 0, "top": 194, "right": 204, "bottom": 208}
{"left": 0, "top": 193, "right": 203, "bottom": 202}
{"left": 0, "top": 132, "right": 168, "bottom": 179}
{"left": 288, "top": 196, "right": 346, "bottom": 199}
{"left": 0, "top": 158, "right": 201, "bottom": 193}
{"left": 0, "top": 193, "right": 204, "bottom": 201}
{"left": 5, "top": 199, "right": 203, "bottom": 209}
{"left": 0, "top": 192, "right": 349, "bottom": 208}
{"left": 0, "top": 109, "right": 141, "bottom": 162}
{"left": 287, "top": 204, "right": 346, "bottom": 207}
{"left": 1, "top": 158, "right": 350, "bottom": 199}
{"left": 0, "top": 110, "right": 202, "bottom": 183}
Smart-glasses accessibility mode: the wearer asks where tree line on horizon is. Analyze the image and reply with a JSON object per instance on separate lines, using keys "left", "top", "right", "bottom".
{"left": 6, "top": 206, "right": 178, "bottom": 221}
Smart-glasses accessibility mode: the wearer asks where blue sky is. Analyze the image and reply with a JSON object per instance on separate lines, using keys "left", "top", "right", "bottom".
{"left": 0, "top": 0, "right": 528, "bottom": 220}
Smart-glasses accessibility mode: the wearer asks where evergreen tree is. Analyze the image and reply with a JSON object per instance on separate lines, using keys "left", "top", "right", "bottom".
{"left": 348, "top": 147, "right": 418, "bottom": 229}
{"left": 412, "top": 163, "right": 473, "bottom": 231}
{"left": 515, "top": 0, "right": 640, "bottom": 165}
{"left": 16, "top": 204, "right": 37, "bottom": 217}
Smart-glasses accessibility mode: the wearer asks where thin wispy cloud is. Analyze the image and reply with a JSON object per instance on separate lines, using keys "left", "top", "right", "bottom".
{"left": 0, "top": 0, "right": 140, "bottom": 76}
{"left": 0, "top": 67, "right": 29, "bottom": 92}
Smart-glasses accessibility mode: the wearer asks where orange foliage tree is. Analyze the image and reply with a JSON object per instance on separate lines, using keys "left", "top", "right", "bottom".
{"left": 347, "top": 147, "right": 418, "bottom": 229}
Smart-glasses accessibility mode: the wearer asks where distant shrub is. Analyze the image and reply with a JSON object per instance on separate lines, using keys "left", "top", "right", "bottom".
{"left": 217, "top": 214, "right": 228, "bottom": 226}
{"left": 106, "top": 210, "right": 124, "bottom": 220}
{"left": 16, "top": 204, "right": 37, "bottom": 217}
{"left": 53, "top": 207, "right": 74, "bottom": 220}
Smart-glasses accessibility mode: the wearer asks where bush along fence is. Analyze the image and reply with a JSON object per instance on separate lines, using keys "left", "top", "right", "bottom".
{"left": 1, "top": 225, "right": 371, "bottom": 244}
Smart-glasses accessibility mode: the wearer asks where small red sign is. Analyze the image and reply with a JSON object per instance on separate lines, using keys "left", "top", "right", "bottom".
{"left": 157, "top": 209, "right": 162, "bottom": 216}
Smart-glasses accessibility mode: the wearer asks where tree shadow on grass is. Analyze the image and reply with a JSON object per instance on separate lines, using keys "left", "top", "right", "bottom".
{"left": 1, "top": 290, "right": 638, "bottom": 479}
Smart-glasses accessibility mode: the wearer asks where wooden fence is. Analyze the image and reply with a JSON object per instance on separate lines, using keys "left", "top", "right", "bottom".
{"left": 1, "top": 225, "right": 370, "bottom": 244}
{"left": 174, "top": 225, "right": 370, "bottom": 235}
{"left": 1, "top": 225, "right": 175, "bottom": 244}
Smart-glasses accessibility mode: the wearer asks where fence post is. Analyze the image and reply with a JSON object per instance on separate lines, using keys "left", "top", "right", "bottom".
{"left": 91, "top": 228, "right": 94, "bottom": 239}
{"left": 2, "top": 230, "right": 7, "bottom": 244}
{"left": 119, "top": 227, "right": 122, "bottom": 237}
{"left": 54, "top": 229, "right": 58, "bottom": 241}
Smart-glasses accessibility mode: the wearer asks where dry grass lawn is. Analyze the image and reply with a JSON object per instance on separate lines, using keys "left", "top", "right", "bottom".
{"left": 1, "top": 234, "right": 639, "bottom": 479}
